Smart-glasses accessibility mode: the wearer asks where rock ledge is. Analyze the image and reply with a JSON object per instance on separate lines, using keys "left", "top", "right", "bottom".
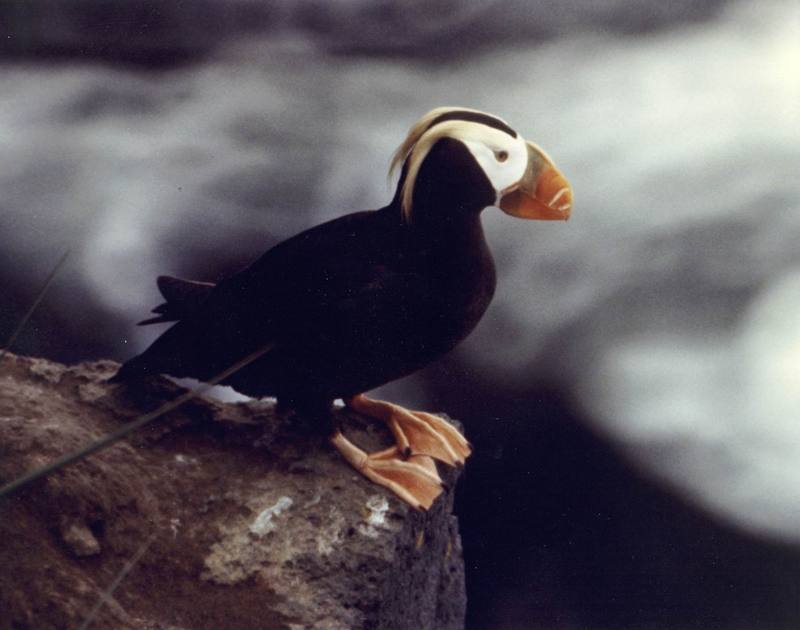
{"left": 0, "top": 353, "right": 466, "bottom": 629}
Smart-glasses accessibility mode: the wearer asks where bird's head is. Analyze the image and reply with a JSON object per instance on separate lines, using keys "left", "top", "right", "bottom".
{"left": 390, "top": 107, "right": 572, "bottom": 225}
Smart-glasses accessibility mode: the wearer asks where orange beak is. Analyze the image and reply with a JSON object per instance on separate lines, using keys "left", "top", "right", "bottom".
{"left": 498, "top": 142, "right": 572, "bottom": 221}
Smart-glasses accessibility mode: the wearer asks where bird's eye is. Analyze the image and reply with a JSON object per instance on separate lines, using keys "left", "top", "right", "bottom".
{"left": 495, "top": 150, "right": 509, "bottom": 163}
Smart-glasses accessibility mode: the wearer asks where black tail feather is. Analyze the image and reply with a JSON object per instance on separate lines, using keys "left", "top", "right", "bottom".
{"left": 136, "top": 314, "right": 172, "bottom": 326}
{"left": 136, "top": 276, "right": 215, "bottom": 326}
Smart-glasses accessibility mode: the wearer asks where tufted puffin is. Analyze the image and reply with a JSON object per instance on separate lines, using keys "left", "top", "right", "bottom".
{"left": 113, "top": 107, "right": 573, "bottom": 509}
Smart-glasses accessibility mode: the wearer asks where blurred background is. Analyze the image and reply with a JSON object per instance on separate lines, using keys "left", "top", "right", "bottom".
{"left": 1, "top": 1, "right": 799, "bottom": 627}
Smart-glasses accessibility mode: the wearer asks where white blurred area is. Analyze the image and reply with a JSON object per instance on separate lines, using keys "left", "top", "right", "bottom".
{"left": 584, "top": 269, "right": 800, "bottom": 542}
{"left": 1, "top": 0, "right": 799, "bottom": 541}
{"left": 471, "top": 0, "right": 800, "bottom": 542}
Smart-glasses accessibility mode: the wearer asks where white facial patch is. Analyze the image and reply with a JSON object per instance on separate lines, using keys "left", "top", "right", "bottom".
{"left": 461, "top": 135, "right": 528, "bottom": 204}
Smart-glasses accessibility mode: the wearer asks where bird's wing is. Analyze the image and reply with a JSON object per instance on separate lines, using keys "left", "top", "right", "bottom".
{"left": 118, "top": 210, "right": 411, "bottom": 382}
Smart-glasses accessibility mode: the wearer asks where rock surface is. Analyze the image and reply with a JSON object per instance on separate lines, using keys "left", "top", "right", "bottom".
{"left": 0, "top": 353, "right": 466, "bottom": 629}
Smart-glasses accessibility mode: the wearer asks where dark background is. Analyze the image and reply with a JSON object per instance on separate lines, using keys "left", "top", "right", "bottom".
{"left": 2, "top": 1, "right": 799, "bottom": 628}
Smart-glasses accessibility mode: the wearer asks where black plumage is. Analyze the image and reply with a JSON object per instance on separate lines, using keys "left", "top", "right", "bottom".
{"left": 115, "top": 137, "right": 496, "bottom": 411}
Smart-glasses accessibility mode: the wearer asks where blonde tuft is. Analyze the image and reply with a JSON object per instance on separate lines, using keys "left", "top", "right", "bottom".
{"left": 389, "top": 107, "right": 504, "bottom": 223}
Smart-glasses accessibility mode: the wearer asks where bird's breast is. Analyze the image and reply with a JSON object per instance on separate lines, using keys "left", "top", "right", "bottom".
{"left": 399, "top": 233, "right": 497, "bottom": 356}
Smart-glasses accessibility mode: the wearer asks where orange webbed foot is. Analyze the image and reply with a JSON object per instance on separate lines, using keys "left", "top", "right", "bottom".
{"left": 345, "top": 395, "right": 472, "bottom": 467}
{"left": 331, "top": 430, "right": 444, "bottom": 510}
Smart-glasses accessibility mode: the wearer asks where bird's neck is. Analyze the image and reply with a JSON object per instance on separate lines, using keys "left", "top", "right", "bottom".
{"left": 384, "top": 195, "right": 488, "bottom": 248}
{"left": 389, "top": 155, "right": 493, "bottom": 233}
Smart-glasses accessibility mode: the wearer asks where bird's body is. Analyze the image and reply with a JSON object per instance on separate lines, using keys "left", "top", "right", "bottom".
{"left": 114, "top": 107, "right": 572, "bottom": 509}
{"left": 118, "top": 203, "right": 496, "bottom": 409}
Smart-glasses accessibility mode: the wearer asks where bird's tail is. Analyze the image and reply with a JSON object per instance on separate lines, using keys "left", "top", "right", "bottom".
{"left": 137, "top": 276, "right": 215, "bottom": 326}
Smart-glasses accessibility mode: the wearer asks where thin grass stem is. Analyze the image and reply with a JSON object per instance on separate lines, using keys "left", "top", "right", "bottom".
{"left": 0, "top": 250, "right": 70, "bottom": 363}
{"left": 78, "top": 531, "right": 158, "bottom": 630}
